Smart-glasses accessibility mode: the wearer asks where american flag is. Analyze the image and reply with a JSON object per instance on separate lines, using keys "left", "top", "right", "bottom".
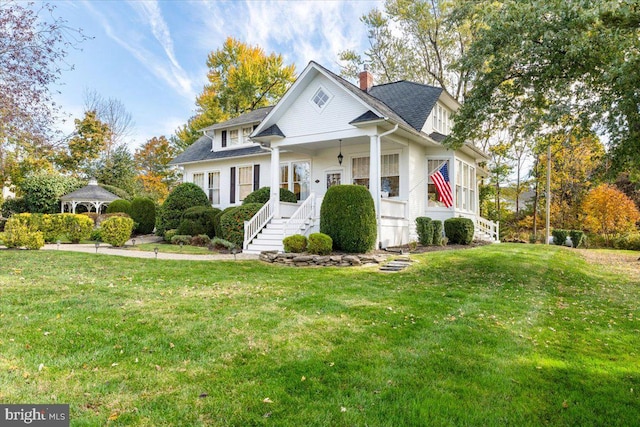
{"left": 430, "top": 163, "right": 453, "bottom": 208}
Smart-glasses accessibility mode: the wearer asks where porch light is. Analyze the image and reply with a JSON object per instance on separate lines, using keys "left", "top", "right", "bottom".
{"left": 337, "top": 139, "right": 343, "bottom": 165}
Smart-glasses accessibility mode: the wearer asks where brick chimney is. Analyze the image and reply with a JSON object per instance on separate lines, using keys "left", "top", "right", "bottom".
{"left": 359, "top": 65, "right": 374, "bottom": 92}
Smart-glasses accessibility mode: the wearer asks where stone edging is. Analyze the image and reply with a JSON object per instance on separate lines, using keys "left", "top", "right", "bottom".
{"left": 259, "top": 251, "right": 388, "bottom": 267}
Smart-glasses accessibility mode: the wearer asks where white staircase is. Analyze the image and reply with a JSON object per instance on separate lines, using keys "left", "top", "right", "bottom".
{"left": 244, "top": 219, "right": 287, "bottom": 254}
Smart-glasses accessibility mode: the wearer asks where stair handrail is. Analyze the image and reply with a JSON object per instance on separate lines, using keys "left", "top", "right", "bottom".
{"left": 283, "top": 193, "right": 315, "bottom": 238}
{"left": 243, "top": 197, "right": 274, "bottom": 250}
{"left": 475, "top": 216, "right": 499, "bottom": 242}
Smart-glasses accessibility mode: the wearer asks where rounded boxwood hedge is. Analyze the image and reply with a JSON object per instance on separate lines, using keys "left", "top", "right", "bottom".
{"left": 307, "top": 232, "right": 332, "bottom": 255}
{"left": 156, "top": 183, "right": 210, "bottom": 236}
{"left": 214, "top": 206, "right": 236, "bottom": 238}
{"left": 130, "top": 197, "right": 156, "bottom": 234}
{"left": 283, "top": 234, "right": 307, "bottom": 253}
{"left": 100, "top": 216, "right": 134, "bottom": 247}
{"left": 320, "top": 185, "right": 376, "bottom": 253}
{"left": 177, "top": 205, "right": 219, "bottom": 238}
{"left": 106, "top": 199, "right": 132, "bottom": 215}
{"left": 242, "top": 187, "right": 297, "bottom": 205}
{"left": 220, "top": 203, "right": 263, "bottom": 247}
{"left": 444, "top": 217, "right": 474, "bottom": 245}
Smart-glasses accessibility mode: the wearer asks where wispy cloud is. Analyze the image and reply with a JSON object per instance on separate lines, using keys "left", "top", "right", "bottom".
{"left": 82, "top": 0, "right": 195, "bottom": 101}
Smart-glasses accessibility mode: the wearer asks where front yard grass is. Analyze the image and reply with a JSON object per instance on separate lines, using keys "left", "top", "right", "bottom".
{"left": 0, "top": 244, "right": 638, "bottom": 426}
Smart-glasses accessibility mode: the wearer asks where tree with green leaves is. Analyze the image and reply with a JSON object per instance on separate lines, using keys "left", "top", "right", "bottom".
{"left": 176, "top": 37, "right": 296, "bottom": 146}
{"left": 339, "top": 0, "right": 477, "bottom": 101}
{"left": 58, "top": 111, "right": 112, "bottom": 177}
{"left": 95, "top": 144, "right": 139, "bottom": 197}
{"left": 447, "top": 0, "right": 640, "bottom": 179}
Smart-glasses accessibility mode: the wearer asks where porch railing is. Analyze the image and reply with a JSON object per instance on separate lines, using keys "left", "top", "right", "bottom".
{"left": 475, "top": 216, "right": 500, "bottom": 242}
{"left": 283, "top": 192, "right": 315, "bottom": 238}
{"left": 243, "top": 197, "right": 274, "bottom": 251}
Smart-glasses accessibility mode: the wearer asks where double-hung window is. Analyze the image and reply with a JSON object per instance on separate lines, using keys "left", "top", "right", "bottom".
{"left": 238, "top": 166, "right": 253, "bottom": 201}
{"left": 351, "top": 154, "right": 399, "bottom": 197}
{"left": 192, "top": 173, "right": 204, "bottom": 190}
{"left": 208, "top": 171, "right": 220, "bottom": 205}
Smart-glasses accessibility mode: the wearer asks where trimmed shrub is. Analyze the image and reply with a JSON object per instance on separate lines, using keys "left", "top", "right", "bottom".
{"left": 552, "top": 229, "right": 570, "bottom": 246}
{"left": 130, "top": 197, "right": 156, "bottom": 234}
{"left": 24, "top": 232, "right": 45, "bottom": 250}
{"left": 191, "top": 234, "right": 211, "bottom": 247}
{"left": 41, "top": 214, "right": 68, "bottom": 242}
{"left": 432, "top": 220, "right": 444, "bottom": 246}
{"left": 156, "top": 183, "right": 210, "bottom": 236}
{"left": 209, "top": 237, "right": 237, "bottom": 251}
{"left": 283, "top": 234, "right": 308, "bottom": 253}
{"left": 170, "top": 235, "right": 192, "bottom": 245}
{"left": 416, "top": 217, "right": 433, "bottom": 245}
{"left": 320, "top": 185, "right": 376, "bottom": 253}
{"left": 243, "top": 187, "right": 297, "bottom": 205}
{"left": 164, "top": 229, "right": 178, "bottom": 243}
{"left": 444, "top": 218, "right": 474, "bottom": 245}
{"left": 308, "top": 233, "right": 332, "bottom": 255}
{"left": 100, "top": 216, "right": 134, "bottom": 247}
{"left": 177, "top": 206, "right": 218, "bottom": 238}
{"left": 64, "top": 214, "right": 95, "bottom": 243}
{"left": 106, "top": 199, "right": 132, "bottom": 214}
{"left": 1, "top": 197, "right": 27, "bottom": 217}
{"left": 220, "top": 203, "right": 263, "bottom": 247}
{"left": 569, "top": 230, "right": 586, "bottom": 248}
{"left": 214, "top": 207, "right": 235, "bottom": 238}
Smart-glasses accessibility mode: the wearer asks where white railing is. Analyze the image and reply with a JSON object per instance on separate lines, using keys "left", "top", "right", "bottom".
{"left": 283, "top": 193, "right": 315, "bottom": 238}
{"left": 243, "top": 198, "right": 274, "bottom": 250}
{"left": 380, "top": 198, "right": 408, "bottom": 219}
{"left": 475, "top": 216, "right": 500, "bottom": 242}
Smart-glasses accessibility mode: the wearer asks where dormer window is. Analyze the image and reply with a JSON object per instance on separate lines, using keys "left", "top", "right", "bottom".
{"left": 432, "top": 104, "right": 450, "bottom": 134}
{"left": 242, "top": 126, "right": 252, "bottom": 143}
{"left": 311, "top": 86, "right": 332, "bottom": 112}
{"left": 229, "top": 129, "right": 239, "bottom": 146}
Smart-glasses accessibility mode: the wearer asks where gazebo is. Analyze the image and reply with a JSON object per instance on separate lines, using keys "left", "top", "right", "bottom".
{"left": 60, "top": 179, "right": 120, "bottom": 214}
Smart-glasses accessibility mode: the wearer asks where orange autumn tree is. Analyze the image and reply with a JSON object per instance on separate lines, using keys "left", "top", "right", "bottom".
{"left": 582, "top": 184, "right": 640, "bottom": 245}
{"left": 134, "top": 136, "right": 180, "bottom": 203}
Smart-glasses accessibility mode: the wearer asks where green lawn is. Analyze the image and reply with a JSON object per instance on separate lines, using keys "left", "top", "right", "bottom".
{"left": 0, "top": 244, "right": 638, "bottom": 426}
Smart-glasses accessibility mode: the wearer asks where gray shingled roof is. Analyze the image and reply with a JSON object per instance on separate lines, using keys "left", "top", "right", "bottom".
{"left": 200, "top": 106, "right": 274, "bottom": 131}
{"left": 254, "top": 124, "right": 285, "bottom": 138}
{"left": 369, "top": 81, "right": 442, "bottom": 131}
{"left": 170, "top": 135, "right": 270, "bottom": 165}
{"left": 60, "top": 183, "right": 120, "bottom": 202}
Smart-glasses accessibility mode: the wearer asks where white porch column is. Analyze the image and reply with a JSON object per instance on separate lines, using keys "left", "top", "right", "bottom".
{"left": 270, "top": 146, "right": 281, "bottom": 218}
{"left": 369, "top": 134, "right": 381, "bottom": 248}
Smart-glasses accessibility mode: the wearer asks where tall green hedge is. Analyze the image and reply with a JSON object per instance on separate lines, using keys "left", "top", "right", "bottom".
{"left": 220, "top": 203, "right": 263, "bottom": 247}
{"left": 106, "top": 199, "right": 132, "bottom": 215}
{"left": 432, "top": 220, "right": 444, "bottom": 246}
{"left": 130, "top": 197, "right": 156, "bottom": 234}
{"left": 320, "top": 185, "right": 376, "bottom": 253}
{"left": 18, "top": 172, "right": 83, "bottom": 214}
{"left": 242, "top": 187, "right": 297, "bottom": 205}
{"left": 444, "top": 218, "right": 474, "bottom": 245}
{"left": 156, "top": 183, "right": 210, "bottom": 236}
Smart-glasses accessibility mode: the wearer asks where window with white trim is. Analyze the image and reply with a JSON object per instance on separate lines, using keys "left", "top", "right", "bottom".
{"left": 453, "top": 159, "right": 476, "bottom": 212}
{"left": 229, "top": 129, "right": 239, "bottom": 146}
{"left": 432, "top": 104, "right": 450, "bottom": 134}
{"left": 311, "top": 86, "right": 332, "bottom": 111}
{"left": 280, "top": 161, "right": 311, "bottom": 201}
{"left": 238, "top": 166, "right": 253, "bottom": 201}
{"left": 351, "top": 154, "right": 400, "bottom": 197}
{"left": 193, "top": 173, "right": 204, "bottom": 190}
{"left": 280, "top": 164, "right": 289, "bottom": 191}
{"left": 427, "top": 159, "right": 449, "bottom": 207}
{"left": 242, "top": 127, "right": 252, "bottom": 143}
{"left": 208, "top": 171, "right": 220, "bottom": 205}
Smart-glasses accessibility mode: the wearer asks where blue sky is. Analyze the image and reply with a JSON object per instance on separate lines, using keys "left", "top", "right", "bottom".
{"left": 52, "top": 0, "right": 383, "bottom": 150}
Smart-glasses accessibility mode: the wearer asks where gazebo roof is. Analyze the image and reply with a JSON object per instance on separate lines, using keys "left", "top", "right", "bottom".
{"left": 60, "top": 179, "right": 120, "bottom": 202}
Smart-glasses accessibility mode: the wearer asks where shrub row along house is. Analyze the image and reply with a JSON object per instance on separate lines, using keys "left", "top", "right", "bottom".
{"left": 171, "top": 61, "right": 498, "bottom": 253}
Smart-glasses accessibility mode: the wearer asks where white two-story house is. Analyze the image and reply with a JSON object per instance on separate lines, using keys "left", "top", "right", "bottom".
{"left": 171, "top": 61, "right": 498, "bottom": 253}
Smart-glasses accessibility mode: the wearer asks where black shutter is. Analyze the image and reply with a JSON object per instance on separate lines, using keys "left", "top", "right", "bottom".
{"left": 221, "top": 130, "right": 227, "bottom": 147}
{"left": 230, "top": 167, "right": 236, "bottom": 204}
{"left": 253, "top": 164, "right": 260, "bottom": 191}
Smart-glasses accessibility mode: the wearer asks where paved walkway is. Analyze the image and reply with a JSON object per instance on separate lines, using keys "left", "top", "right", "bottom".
{"left": 41, "top": 237, "right": 260, "bottom": 261}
